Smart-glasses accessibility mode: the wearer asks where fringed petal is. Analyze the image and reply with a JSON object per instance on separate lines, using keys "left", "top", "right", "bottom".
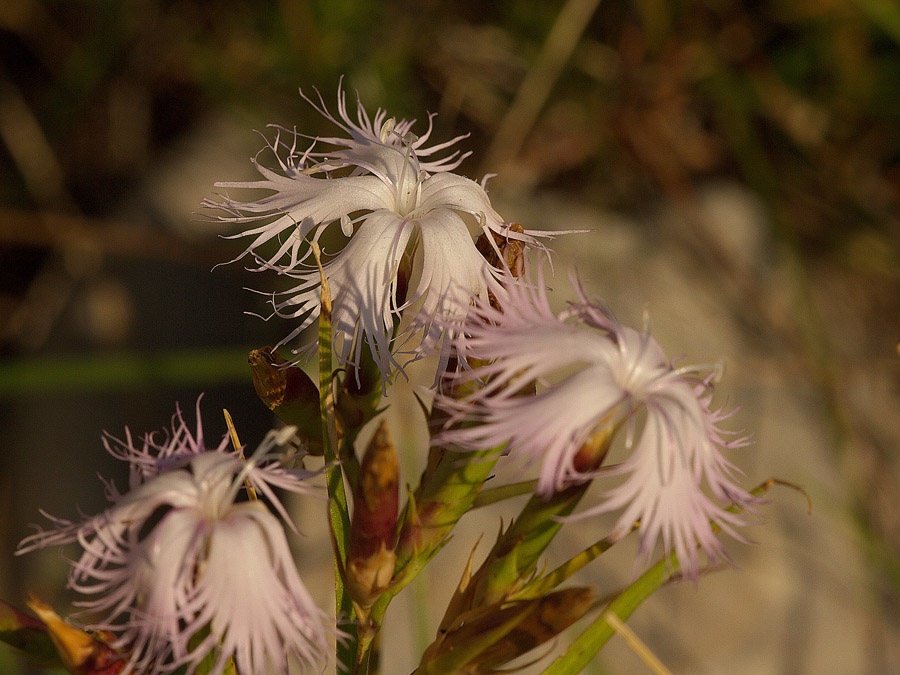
{"left": 433, "top": 268, "right": 756, "bottom": 579}
{"left": 17, "top": 403, "right": 332, "bottom": 674}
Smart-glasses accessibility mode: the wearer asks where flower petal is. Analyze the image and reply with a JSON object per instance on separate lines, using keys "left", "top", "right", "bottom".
{"left": 406, "top": 209, "right": 501, "bottom": 362}
{"left": 272, "top": 209, "right": 413, "bottom": 375}
{"left": 190, "top": 504, "right": 330, "bottom": 674}
{"left": 433, "top": 268, "right": 756, "bottom": 579}
{"left": 204, "top": 172, "right": 392, "bottom": 268}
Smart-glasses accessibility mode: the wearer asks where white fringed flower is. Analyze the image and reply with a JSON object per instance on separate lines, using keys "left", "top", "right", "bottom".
{"left": 203, "top": 82, "right": 545, "bottom": 379}
{"left": 18, "top": 403, "right": 331, "bottom": 674}
{"left": 434, "top": 270, "right": 756, "bottom": 579}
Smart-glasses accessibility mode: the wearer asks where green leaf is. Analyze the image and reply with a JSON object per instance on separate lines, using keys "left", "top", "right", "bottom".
{"left": 540, "top": 478, "right": 790, "bottom": 674}
{"left": 516, "top": 526, "right": 636, "bottom": 600}
{"left": 470, "top": 479, "right": 538, "bottom": 509}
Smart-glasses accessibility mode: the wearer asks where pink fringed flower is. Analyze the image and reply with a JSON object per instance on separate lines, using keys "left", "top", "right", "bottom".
{"left": 18, "top": 402, "right": 331, "bottom": 674}
{"left": 203, "top": 82, "right": 546, "bottom": 379}
{"left": 434, "top": 270, "right": 756, "bottom": 578}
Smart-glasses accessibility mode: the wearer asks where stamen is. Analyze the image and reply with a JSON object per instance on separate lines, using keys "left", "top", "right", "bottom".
{"left": 378, "top": 117, "right": 396, "bottom": 143}
{"left": 340, "top": 214, "right": 353, "bottom": 237}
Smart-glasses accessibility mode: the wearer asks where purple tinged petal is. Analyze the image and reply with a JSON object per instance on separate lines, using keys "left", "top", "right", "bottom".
{"left": 434, "top": 268, "right": 757, "bottom": 579}
{"left": 17, "top": 403, "right": 332, "bottom": 674}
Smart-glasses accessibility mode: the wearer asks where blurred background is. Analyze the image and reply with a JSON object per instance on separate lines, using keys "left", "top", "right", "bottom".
{"left": 1, "top": 0, "right": 899, "bottom": 672}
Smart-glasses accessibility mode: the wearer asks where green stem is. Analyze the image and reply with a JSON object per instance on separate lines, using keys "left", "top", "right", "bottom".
{"left": 540, "top": 478, "right": 793, "bottom": 674}
{"left": 314, "top": 245, "right": 357, "bottom": 671}
{"left": 471, "top": 479, "right": 538, "bottom": 509}
{"left": 540, "top": 551, "right": 676, "bottom": 675}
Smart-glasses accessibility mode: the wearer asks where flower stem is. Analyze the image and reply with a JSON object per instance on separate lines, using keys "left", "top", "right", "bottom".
{"left": 470, "top": 479, "right": 538, "bottom": 509}
{"left": 312, "top": 242, "right": 357, "bottom": 671}
{"left": 541, "top": 477, "right": 796, "bottom": 674}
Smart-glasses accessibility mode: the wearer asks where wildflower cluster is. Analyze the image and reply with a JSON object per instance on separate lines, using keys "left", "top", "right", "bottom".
{"left": 8, "top": 82, "right": 766, "bottom": 675}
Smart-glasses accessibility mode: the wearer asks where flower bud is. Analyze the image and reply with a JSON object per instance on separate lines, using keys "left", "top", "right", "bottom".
{"left": 468, "top": 587, "right": 595, "bottom": 671}
{"left": 418, "top": 587, "right": 594, "bottom": 674}
{"left": 347, "top": 420, "right": 399, "bottom": 612}
{"left": 571, "top": 418, "right": 620, "bottom": 474}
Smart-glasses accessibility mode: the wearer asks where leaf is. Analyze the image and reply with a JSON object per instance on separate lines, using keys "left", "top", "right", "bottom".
{"left": 516, "top": 526, "right": 635, "bottom": 600}
{"left": 540, "top": 478, "right": 791, "bottom": 675}
{"left": 470, "top": 480, "right": 538, "bottom": 509}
